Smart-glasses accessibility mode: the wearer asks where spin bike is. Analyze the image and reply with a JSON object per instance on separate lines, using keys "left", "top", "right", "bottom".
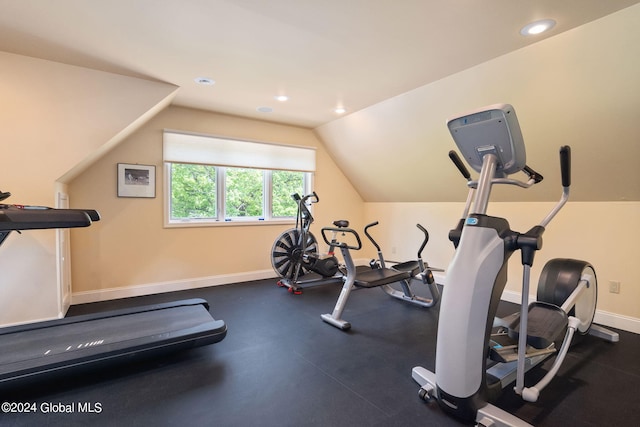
{"left": 320, "top": 221, "right": 439, "bottom": 330}
{"left": 271, "top": 192, "right": 343, "bottom": 294}
{"left": 411, "top": 104, "right": 618, "bottom": 426}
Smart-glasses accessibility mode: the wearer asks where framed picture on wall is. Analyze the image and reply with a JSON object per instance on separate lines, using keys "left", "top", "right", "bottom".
{"left": 117, "top": 163, "right": 156, "bottom": 198}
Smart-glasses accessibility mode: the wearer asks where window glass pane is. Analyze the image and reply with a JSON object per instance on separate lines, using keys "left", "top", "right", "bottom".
{"left": 170, "top": 163, "right": 217, "bottom": 219}
{"left": 272, "top": 170, "right": 304, "bottom": 217}
{"left": 225, "top": 168, "right": 264, "bottom": 218}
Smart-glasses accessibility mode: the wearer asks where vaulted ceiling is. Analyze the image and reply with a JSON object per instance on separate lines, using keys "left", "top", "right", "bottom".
{"left": 1, "top": 0, "right": 638, "bottom": 202}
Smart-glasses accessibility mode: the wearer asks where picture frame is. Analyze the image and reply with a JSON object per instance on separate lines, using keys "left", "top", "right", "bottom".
{"left": 117, "top": 163, "right": 156, "bottom": 198}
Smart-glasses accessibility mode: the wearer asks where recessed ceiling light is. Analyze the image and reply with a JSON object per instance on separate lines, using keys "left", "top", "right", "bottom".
{"left": 194, "top": 77, "right": 215, "bottom": 85}
{"left": 257, "top": 106, "right": 273, "bottom": 113}
{"left": 520, "top": 19, "right": 556, "bottom": 36}
{"left": 275, "top": 95, "right": 289, "bottom": 102}
{"left": 334, "top": 107, "right": 346, "bottom": 114}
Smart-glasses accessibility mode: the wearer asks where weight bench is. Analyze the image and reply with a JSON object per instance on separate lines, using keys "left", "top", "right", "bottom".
{"left": 319, "top": 226, "right": 413, "bottom": 330}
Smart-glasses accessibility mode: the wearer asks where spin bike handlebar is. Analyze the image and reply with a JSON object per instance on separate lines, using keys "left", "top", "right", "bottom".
{"left": 295, "top": 191, "right": 319, "bottom": 205}
{"left": 320, "top": 226, "right": 362, "bottom": 250}
{"left": 293, "top": 192, "right": 320, "bottom": 227}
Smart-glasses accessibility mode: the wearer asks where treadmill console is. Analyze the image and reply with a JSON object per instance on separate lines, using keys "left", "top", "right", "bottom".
{"left": 0, "top": 190, "right": 100, "bottom": 246}
{"left": 447, "top": 103, "right": 526, "bottom": 175}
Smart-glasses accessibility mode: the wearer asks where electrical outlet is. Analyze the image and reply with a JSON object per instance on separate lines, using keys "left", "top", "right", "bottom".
{"left": 608, "top": 280, "right": 621, "bottom": 294}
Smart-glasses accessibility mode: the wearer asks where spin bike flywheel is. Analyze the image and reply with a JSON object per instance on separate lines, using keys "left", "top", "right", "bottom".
{"left": 271, "top": 229, "right": 320, "bottom": 280}
{"left": 537, "top": 258, "right": 597, "bottom": 335}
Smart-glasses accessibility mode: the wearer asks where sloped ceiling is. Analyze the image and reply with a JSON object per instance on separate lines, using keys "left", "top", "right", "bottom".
{"left": 0, "top": 51, "right": 178, "bottom": 201}
{"left": 0, "top": 1, "right": 638, "bottom": 202}
{"left": 316, "top": 6, "right": 640, "bottom": 202}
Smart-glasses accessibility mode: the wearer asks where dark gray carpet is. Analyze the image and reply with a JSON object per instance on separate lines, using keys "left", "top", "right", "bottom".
{"left": 1, "top": 278, "right": 637, "bottom": 426}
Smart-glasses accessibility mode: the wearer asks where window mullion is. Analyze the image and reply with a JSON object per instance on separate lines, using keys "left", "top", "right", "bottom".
{"left": 264, "top": 170, "right": 272, "bottom": 221}
{"left": 218, "top": 166, "right": 225, "bottom": 221}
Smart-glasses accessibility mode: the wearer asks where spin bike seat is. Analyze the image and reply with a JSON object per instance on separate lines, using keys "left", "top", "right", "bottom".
{"left": 333, "top": 220, "right": 349, "bottom": 228}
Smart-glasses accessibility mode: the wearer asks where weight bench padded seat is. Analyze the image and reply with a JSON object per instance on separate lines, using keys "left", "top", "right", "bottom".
{"left": 391, "top": 260, "right": 420, "bottom": 276}
{"left": 354, "top": 268, "right": 411, "bottom": 288}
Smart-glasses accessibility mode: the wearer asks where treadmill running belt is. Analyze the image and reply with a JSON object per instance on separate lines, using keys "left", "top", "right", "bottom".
{"left": 0, "top": 299, "right": 226, "bottom": 386}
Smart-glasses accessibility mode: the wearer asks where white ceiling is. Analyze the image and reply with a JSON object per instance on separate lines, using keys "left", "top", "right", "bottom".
{"left": 1, "top": 0, "right": 639, "bottom": 203}
{"left": 0, "top": 0, "right": 637, "bottom": 128}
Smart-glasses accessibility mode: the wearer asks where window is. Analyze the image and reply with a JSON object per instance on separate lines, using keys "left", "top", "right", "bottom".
{"left": 272, "top": 170, "right": 305, "bottom": 217}
{"left": 163, "top": 131, "right": 315, "bottom": 226}
{"left": 169, "top": 163, "right": 217, "bottom": 219}
{"left": 225, "top": 167, "right": 264, "bottom": 218}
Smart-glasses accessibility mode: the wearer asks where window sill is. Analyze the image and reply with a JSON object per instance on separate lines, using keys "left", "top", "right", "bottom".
{"left": 164, "top": 218, "right": 296, "bottom": 228}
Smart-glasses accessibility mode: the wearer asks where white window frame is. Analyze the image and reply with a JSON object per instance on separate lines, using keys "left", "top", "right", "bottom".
{"left": 163, "top": 131, "right": 315, "bottom": 228}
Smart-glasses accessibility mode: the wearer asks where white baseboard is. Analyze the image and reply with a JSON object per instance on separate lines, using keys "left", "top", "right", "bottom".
{"left": 501, "top": 289, "right": 640, "bottom": 335}
{"left": 72, "top": 268, "right": 639, "bottom": 335}
{"left": 71, "top": 269, "right": 276, "bottom": 305}
{"left": 71, "top": 260, "right": 372, "bottom": 305}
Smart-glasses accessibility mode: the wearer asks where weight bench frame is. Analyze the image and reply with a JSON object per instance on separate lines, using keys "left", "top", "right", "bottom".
{"left": 319, "top": 226, "right": 413, "bottom": 330}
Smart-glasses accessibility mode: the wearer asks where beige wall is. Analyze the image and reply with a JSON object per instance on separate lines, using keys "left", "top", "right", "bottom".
{"left": 68, "top": 102, "right": 639, "bottom": 333}
{"left": 68, "top": 106, "right": 365, "bottom": 297}
{"left": 365, "top": 201, "right": 640, "bottom": 332}
{"left": 2, "top": 14, "right": 637, "bottom": 334}
{"left": 0, "top": 52, "right": 176, "bottom": 325}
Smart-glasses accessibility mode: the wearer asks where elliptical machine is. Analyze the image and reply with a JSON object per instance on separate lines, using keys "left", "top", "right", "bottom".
{"left": 411, "top": 104, "right": 618, "bottom": 426}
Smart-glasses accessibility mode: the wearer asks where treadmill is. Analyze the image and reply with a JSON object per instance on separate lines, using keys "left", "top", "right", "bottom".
{"left": 0, "top": 191, "right": 227, "bottom": 387}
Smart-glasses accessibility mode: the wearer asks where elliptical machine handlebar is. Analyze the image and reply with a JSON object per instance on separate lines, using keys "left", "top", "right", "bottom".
{"left": 449, "top": 151, "right": 547, "bottom": 191}
{"left": 523, "top": 165, "right": 544, "bottom": 183}
{"left": 448, "top": 152, "right": 475, "bottom": 246}
{"left": 539, "top": 146, "right": 572, "bottom": 228}
{"left": 449, "top": 144, "right": 571, "bottom": 223}
{"left": 448, "top": 150, "right": 471, "bottom": 181}
{"left": 560, "top": 145, "right": 571, "bottom": 188}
